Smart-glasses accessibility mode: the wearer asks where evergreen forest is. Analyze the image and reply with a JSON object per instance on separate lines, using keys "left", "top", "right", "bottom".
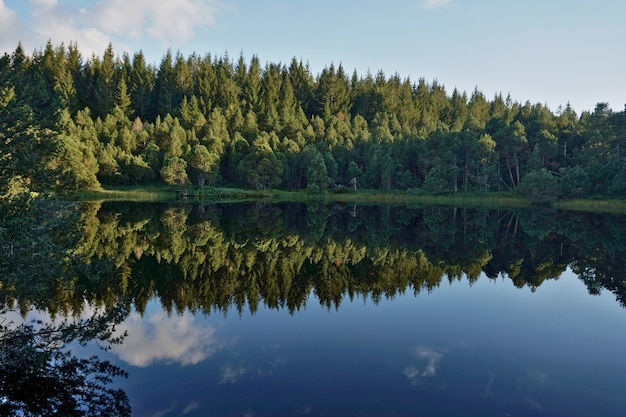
{"left": 1, "top": 41, "right": 626, "bottom": 202}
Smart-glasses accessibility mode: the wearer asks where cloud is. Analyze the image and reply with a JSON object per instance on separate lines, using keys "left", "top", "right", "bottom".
{"left": 90, "top": 0, "right": 221, "bottom": 44}
{"left": 219, "top": 365, "right": 247, "bottom": 384}
{"left": 422, "top": 0, "right": 453, "bottom": 10}
{"left": 110, "top": 309, "right": 223, "bottom": 367}
{"left": 0, "top": 1, "right": 23, "bottom": 51}
{"left": 181, "top": 401, "right": 200, "bottom": 415}
{"left": 403, "top": 346, "right": 445, "bottom": 385}
{"left": 25, "top": 0, "right": 115, "bottom": 57}
{"left": 2, "top": 0, "right": 222, "bottom": 60}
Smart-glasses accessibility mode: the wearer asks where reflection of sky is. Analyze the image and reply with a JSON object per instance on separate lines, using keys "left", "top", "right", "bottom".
{"left": 4, "top": 302, "right": 226, "bottom": 369}
{"left": 9, "top": 268, "right": 626, "bottom": 417}
{"left": 110, "top": 305, "right": 224, "bottom": 367}
{"left": 219, "top": 365, "right": 247, "bottom": 384}
{"left": 403, "top": 346, "right": 445, "bottom": 385}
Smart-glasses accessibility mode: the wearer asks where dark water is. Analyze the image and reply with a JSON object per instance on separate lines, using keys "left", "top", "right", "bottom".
{"left": 87, "top": 269, "right": 625, "bottom": 417}
{"left": 6, "top": 202, "right": 626, "bottom": 416}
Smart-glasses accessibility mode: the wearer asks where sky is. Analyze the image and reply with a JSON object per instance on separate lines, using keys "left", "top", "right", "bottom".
{"left": 1, "top": 0, "right": 624, "bottom": 114}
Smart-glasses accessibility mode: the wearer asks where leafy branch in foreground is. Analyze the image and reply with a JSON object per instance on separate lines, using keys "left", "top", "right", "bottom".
{"left": 0, "top": 302, "right": 131, "bottom": 416}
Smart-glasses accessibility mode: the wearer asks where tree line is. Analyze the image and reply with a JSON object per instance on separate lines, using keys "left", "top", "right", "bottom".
{"left": 1, "top": 41, "right": 626, "bottom": 201}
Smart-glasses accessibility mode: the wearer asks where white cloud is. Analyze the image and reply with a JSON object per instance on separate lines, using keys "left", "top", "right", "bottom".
{"left": 219, "top": 365, "right": 247, "bottom": 384}
{"left": 25, "top": 0, "right": 114, "bottom": 57}
{"left": 181, "top": 401, "right": 200, "bottom": 415}
{"left": 422, "top": 0, "right": 453, "bottom": 10}
{"left": 89, "top": 0, "right": 220, "bottom": 44}
{"left": 2, "top": 0, "right": 222, "bottom": 60}
{"left": 0, "top": 1, "right": 23, "bottom": 52}
{"left": 403, "top": 346, "right": 445, "bottom": 385}
{"left": 110, "top": 308, "right": 223, "bottom": 367}
{"left": 30, "top": 0, "right": 59, "bottom": 7}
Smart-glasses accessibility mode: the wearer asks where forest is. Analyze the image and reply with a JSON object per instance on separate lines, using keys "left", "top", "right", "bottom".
{"left": 1, "top": 41, "right": 626, "bottom": 203}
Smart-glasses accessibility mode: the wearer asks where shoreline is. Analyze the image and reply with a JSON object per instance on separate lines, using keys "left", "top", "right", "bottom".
{"left": 73, "top": 186, "right": 626, "bottom": 213}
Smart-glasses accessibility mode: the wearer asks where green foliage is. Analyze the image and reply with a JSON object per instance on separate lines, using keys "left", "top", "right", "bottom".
{"left": 189, "top": 144, "right": 219, "bottom": 186}
{"left": 422, "top": 164, "right": 453, "bottom": 194}
{"left": 237, "top": 141, "right": 283, "bottom": 190}
{"left": 160, "top": 156, "right": 190, "bottom": 189}
{"left": 518, "top": 169, "right": 560, "bottom": 204}
{"left": 307, "top": 153, "right": 329, "bottom": 192}
{"left": 1, "top": 40, "right": 624, "bottom": 199}
{"left": 561, "top": 166, "right": 591, "bottom": 198}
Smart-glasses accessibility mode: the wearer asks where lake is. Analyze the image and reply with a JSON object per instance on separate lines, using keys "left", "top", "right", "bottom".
{"left": 3, "top": 202, "right": 626, "bottom": 416}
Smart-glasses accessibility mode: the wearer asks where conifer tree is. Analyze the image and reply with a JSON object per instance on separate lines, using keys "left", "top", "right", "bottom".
{"left": 130, "top": 50, "right": 154, "bottom": 120}
{"left": 194, "top": 54, "right": 216, "bottom": 116}
{"left": 114, "top": 76, "right": 133, "bottom": 118}
{"left": 154, "top": 50, "right": 176, "bottom": 116}
{"left": 307, "top": 152, "right": 329, "bottom": 192}
{"left": 242, "top": 55, "right": 262, "bottom": 113}
{"left": 93, "top": 43, "right": 118, "bottom": 118}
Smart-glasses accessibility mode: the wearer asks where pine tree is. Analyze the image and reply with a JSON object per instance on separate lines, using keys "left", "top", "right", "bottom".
{"left": 93, "top": 43, "right": 118, "bottom": 118}
{"left": 194, "top": 54, "right": 216, "bottom": 117}
{"left": 314, "top": 63, "right": 351, "bottom": 119}
{"left": 154, "top": 50, "right": 176, "bottom": 116}
{"left": 240, "top": 55, "right": 261, "bottom": 114}
{"left": 307, "top": 152, "right": 329, "bottom": 192}
{"left": 114, "top": 76, "right": 133, "bottom": 118}
{"left": 130, "top": 51, "right": 154, "bottom": 120}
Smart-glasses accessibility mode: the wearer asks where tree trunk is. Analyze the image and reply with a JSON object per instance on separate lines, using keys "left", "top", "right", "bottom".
{"left": 505, "top": 156, "right": 515, "bottom": 188}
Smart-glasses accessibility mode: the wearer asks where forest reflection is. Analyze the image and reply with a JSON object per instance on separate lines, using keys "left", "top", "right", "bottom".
{"left": 41, "top": 201, "right": 626, "bottom": 317}
{"left": 3, "top": 200, "right": 626, "bottom": 416}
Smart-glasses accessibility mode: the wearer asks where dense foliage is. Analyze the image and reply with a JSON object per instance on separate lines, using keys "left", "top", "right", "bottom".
{"left": 2, "top": 41, "right": 626, "bottom": 200}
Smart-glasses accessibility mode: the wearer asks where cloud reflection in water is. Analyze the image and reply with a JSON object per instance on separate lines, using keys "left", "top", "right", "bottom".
{"left": 111, "top": 308, "right": 223, "bottom": 367}
{"left": 219, "top": 365, "right": 248, "bottom": 384}
{"left": 403, "top": 346, "right": 445, "bottom": 385}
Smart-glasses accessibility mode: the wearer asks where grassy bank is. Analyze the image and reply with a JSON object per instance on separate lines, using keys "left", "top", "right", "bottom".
{"left": 268, "top": 190, "right": 531, "bottom": 208}
{"left": 77, "top": 186, "right": 530, "bottom": 208}
{"left": 75, "top": 186, "right": 275, "bottom": 202}
{"left": 162, "top": 186, "right": 531, "bottom": 208}
{"left": 552, "top": 198, "right": 626, "bottom": 213}
{"left": 74, "top": 185, "right": 178, "bottom": 202}
{"left": 74, "top": 186, "right": 626, "bottom": 213}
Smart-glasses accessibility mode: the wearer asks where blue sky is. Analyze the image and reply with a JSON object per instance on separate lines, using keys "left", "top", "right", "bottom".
{"left": 1, "top": 0, "right": 624, "bottom": 114}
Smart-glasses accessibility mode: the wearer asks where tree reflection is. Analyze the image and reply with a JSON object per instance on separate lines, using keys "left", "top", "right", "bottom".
{"left": 0, "top": 303, "right": 131, "bottom": 416}
{"left": 3, "top": 196, "right": 626, "bottom": 413}
{"left": 58, "top": 202, "right": 626, "bottom": 314}
{"left": 0, "top": 195, "right": 132, "bottom": 416}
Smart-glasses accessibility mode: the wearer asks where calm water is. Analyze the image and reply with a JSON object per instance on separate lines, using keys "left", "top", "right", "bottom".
{"left": 10, "top": 203, "right": 626, "bottom": 416}
{"left": 88, "top": 268, "right": 626, "bottom": 417}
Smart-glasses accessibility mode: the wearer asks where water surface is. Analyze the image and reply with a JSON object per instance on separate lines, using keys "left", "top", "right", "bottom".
{"left": 97, "top": 268, "right": 626, "bottom": 417}
{"left": 6, "top": 202, "right": 626, "bottom": 416}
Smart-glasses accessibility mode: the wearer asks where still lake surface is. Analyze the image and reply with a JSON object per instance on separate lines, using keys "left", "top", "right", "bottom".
{"left": 103, "top": 271, "right": 626, "bottom": 417}
{"left": 43, "top": 203, "right": 626, "bottom": 415}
